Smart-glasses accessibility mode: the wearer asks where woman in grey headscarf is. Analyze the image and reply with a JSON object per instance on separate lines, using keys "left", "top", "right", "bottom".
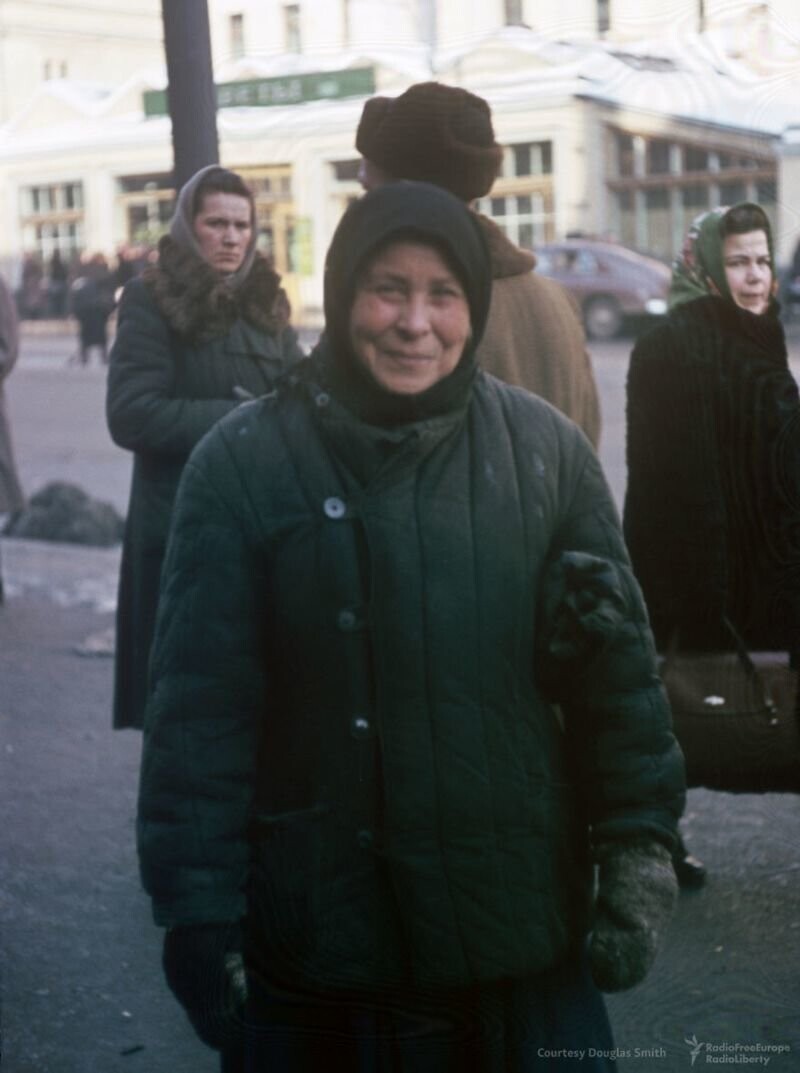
{"left": 107, "top": 165, "right": 303, "bottom": 731}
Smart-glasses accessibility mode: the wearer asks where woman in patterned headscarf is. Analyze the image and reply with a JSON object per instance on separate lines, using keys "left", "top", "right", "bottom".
{"left": 624, "top": 203, "right": 800, "bottom": 883}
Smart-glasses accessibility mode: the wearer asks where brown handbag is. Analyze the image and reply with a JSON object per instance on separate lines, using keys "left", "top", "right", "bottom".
{"left": 660, "top": 620, "right": 800, "bottom": 793}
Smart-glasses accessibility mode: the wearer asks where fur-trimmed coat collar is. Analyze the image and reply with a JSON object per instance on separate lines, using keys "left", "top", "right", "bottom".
{"left": 473, "top": 213, "right": 536, "bottom": 280}
{"left": 143, "top": 236, "right": 286, "bottom": 340}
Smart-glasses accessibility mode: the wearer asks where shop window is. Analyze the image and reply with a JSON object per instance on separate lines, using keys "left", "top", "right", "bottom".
{"left": 615, "top": 190, "right": 636, "bottom": 248}
{"left": 646, "top": 139, "right": 671, "bottom": 176}
{"left": 719, "top": 181, "right": 746, "bottom": 205}
{"left": 645, "top": 187, "right": 671, "bottom": 259}
{"left": 684, "top": 146, "right": 709, "bottom": 172}
{"left": 616, "top": 133, "right": 635, "bottom": 177}
{"left": 331, "top": 159, "right": 360, "bottom": 182}
{"left": 284, "top": 4, "right": 301, "bottom": 53}
{"left": 20, "top": 182, "right": 85, "bottom": 259}
{"left": 118, "top": 173, "right": 175, "bottom": 245}
{"left": 229, "top": 13, "right": 245, "bottom": 59}
{"left": 607, "top": 126, "right": 775, "bottom": 258}
{"left": 756, "top": 180, "right": 776, "bottom": 206}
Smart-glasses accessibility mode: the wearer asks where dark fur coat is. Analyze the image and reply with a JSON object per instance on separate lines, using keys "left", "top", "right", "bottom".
{"left": 143, "top": 236, "right": 289, "bottom": 341}
{"left": 624, "top": 295, "right": 800, "bottom": 655}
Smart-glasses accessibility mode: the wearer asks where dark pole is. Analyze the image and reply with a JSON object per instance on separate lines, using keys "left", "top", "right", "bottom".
{"left": 161, "top": 0, "right": 220, "bottom": 191}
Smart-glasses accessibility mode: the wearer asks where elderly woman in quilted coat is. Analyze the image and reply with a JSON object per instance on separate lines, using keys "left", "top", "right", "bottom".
{"left": 137, "top": 182, "right": 685, "bottom": 1072}
{"left": 106, "top": 165, "right": 303, "bottom": 731}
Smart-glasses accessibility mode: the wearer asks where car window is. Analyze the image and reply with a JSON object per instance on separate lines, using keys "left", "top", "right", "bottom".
{"left": 572, "top": 250, "right": 599, "bottom": 275}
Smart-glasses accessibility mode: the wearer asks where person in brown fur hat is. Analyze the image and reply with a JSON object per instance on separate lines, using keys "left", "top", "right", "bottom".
{"left": 106, "top": 165, "right": 304, "bottom": 737}
{"left": 356, "top": 81, "right": 601, "bottom": 446}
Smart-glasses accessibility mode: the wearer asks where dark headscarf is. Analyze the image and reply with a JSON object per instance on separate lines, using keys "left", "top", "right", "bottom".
{"left": 668, "top": 201, "right": 776, "bottom": 311}
{"left": 168, "top": 164, "right": 258, "bottom": 289}
{"left": 320, "top": 181, "right": 492, "bottom": 427}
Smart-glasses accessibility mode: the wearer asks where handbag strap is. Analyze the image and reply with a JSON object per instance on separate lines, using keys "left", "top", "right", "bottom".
{"left": 666, "top": 616, "right": 778, "bottom": 715}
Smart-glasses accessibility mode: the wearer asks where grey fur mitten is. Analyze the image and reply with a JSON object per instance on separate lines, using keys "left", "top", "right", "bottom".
{"left": 589, "top": 839, "right": 678, "bottom": 993}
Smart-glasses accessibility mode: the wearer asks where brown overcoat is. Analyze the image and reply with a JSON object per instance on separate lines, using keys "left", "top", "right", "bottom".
{"left": 475, "top": 214, "right": 601, "bottom": 447}
{"left": 0, "top": 273, "right": 25, "bottom": 514}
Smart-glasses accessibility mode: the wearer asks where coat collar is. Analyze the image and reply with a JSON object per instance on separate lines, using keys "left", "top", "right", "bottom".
{"left": 143, "top": 236, "right": 286, "bottom": 341}
{"left": 473, "top": 213, "right": 536, "bottom": 280}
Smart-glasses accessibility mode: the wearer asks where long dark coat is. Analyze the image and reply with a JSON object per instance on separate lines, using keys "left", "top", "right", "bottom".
{"left": 138, "top": 357, "right": 684, "bottom": 997}
{"left": 624, "top": 295, "right": 800, "bottom": 655}
{"left": 0, "top": 273, "right": 25, "bottom": 515}
{"left": 106, "top": 240, "right": 303, "bottom": 729}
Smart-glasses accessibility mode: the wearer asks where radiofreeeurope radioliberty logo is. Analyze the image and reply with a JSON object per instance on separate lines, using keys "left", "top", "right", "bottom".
{"left": 686, "top": 1036, "right": 704, "bottom": 1066}
{"left": 684, "top": 1035, "right": 792, "bottom": 1066}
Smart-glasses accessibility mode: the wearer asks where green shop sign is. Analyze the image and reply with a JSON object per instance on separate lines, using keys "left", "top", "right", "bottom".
{"left": 144, "top": 67, "right": 375, "bottom": 117}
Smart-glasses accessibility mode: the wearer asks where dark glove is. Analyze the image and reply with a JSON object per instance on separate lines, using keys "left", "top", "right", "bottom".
{"left": 589, "top": 839, "right": 677, "bottom": 993}
{"left": 162, "top": 921, "right": 247, "bottom": 1050}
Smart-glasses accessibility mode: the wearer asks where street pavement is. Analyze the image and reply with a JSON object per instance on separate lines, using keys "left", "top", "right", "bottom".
{"left": 1, "top": 324, "right": 799, "bottom": 1072}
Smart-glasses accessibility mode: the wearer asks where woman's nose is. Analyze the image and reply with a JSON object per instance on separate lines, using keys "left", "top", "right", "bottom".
{"left": 397, "top": 296, "right": 430, "bottom": 334}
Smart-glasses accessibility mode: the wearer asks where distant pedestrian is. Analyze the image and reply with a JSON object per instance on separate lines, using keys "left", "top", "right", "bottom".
{"left": 106, "top": 164, "right": 304, "bottom": 732}
{"left": 17, "top": 254, "right": 45, "bottom": 320}
{"left": 0, "top": 270, "right": 26, "bottom": 604}
{"left": 69, "top": 254, "right": 116, "bottom": 366}
{"left": 47, "top": 250, "right": 69, "bottom": 318}
{"left": 624, "top": 202, "right": 800, "bottom": 884}
{"left": 355, "top": 81, "right": 601, "bottom": 446}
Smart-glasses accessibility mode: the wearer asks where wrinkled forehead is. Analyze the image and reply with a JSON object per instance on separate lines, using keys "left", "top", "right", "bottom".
{"left": 722, "top": 230, "right": 770, "bottom": 256}
{"left": 357, "top": 234, "right": 467, "bottom": 285}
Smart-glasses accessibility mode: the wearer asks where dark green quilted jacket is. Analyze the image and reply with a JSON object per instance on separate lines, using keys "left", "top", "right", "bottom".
{"left": 138, "top": 364, "right": 684, "bottom": 993}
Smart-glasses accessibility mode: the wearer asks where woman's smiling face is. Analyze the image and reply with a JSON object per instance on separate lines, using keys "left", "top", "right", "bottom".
{"left": 349, "top": 240, "right": 471, "bottom": 396}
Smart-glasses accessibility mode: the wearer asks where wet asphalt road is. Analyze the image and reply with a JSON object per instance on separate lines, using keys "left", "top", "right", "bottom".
{"left": 1, "top": 325, "right": 799, "bottom": 1071}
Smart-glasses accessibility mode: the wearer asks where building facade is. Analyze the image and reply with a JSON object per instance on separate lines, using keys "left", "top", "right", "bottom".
{"left": 0, "top": 0, "right": 797, "bottom": 322}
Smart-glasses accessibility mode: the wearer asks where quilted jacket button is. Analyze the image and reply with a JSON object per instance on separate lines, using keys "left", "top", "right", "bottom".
{"left": 356, "top": 829, "right": 374, "bottom": 850}
{"left": 323, "top": 497, "right": 346, "bottom": 519}
{"left": 337, "top": 608, "right": 360, "bottom": 632}
{"left": 350, "top": 716, "right": 372, "bottom": 740}
{"left": 315, "top": 391, "right": 331, "bottom": 408}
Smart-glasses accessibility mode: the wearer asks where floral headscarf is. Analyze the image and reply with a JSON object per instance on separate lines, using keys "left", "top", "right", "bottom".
{"left": 668, "top": 202, "right": 776, "bottom": 311}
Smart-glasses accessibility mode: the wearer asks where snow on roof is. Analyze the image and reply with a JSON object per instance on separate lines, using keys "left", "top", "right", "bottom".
{"left": 1, "top": 25, "right": 796, "bottom": 156}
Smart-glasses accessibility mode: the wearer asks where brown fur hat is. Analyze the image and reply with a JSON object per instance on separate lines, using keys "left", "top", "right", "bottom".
{"left": 355, "top": 82, "right": 503, "bottom": 202}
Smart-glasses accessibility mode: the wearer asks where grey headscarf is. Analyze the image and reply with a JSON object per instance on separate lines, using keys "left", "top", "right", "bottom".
{"left": 168, "top": 164, "right": 258, "bottom": 289}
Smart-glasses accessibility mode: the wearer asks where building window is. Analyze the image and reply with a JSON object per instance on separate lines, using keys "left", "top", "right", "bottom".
{"left": 43, "top": 60, "right": 52, "bottom": 80}
{"left": 477, "top": 140, "right": 555, "bottom": 248}
{"left": 229, "top": 13, "right": 245, "bottom": 59}
{"left": 20, "top": 182, "right": 85, "bottom": 259}
{"left": 597, "top": 0, "right": 611, "bottom": 35}
{"left": 504, "top": 0, "right": 524, "bottom": 26}
{"left": 118, "top": 173, "right": 175, "bottom": 245}
{"left": 237, "top": 164, "right": 298, "bottom": 283}
{"left": 284, "top": 4, "right": 301, "bottom": 53}
{"left": 60, "top": 61, "right": 68, "bottom": 78}
{"left": 607, "top": 126, "right": 776, "bottom": 259}
{"left": 646, "top": 139, "right": 671, "bottom": 176}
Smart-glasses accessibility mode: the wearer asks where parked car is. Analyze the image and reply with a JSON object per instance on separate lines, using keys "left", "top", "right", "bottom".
{"left": 534, "top": 239, "right": 670, "bottom": 340}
